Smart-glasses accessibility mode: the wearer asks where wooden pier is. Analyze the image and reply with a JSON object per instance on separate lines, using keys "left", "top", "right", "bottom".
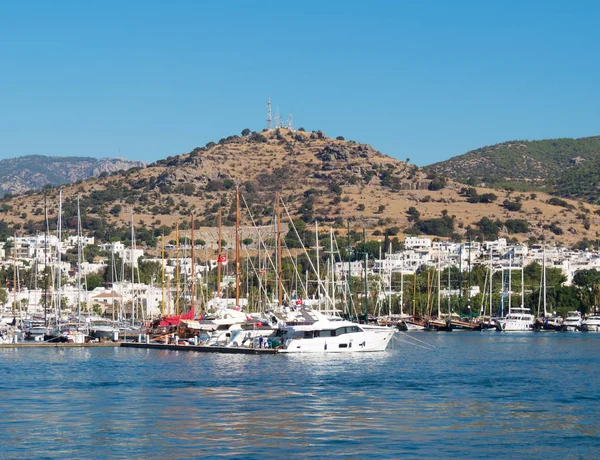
{"left": 0, "top": 341, "right": 279, "bottom": 354}
{"left": 121, "top": 342, "right": 279, "bottom": 354}
{"left": 0, "top": 342, "right": 120, "bottom": 349}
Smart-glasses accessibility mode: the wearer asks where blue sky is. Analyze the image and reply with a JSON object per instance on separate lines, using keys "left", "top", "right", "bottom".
{"left": 1, "top": 0, "right": 599, "bottom": 166}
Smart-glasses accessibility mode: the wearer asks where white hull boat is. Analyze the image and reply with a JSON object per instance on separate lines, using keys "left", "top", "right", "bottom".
{"left": 280, "top": 311, "right": 395, "bottom": 353}
{"left": 563, "top": 311, "right": 582, "bottom": 331}
{"left": 581, "top": 315, "right": 600, "bottom": 332}
{"left": 498, "top": 307, "right": 535, "bottom": 332}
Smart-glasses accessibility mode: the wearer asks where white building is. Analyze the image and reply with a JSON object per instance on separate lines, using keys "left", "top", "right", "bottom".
{"left": 405, "top": 237, "right": 432, "bottom": 250}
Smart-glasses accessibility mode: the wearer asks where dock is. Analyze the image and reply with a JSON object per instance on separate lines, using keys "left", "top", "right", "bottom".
{"left": 121, "top": 342, "right": 279, "bottom": 354}
{"left": 0, "top": 341, "right": 278, "bottom": 354}
{"left": 0, "top": 342, "right": 120, "bottom": 349}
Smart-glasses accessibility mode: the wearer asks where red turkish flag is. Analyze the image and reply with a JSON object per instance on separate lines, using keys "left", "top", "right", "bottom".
{"left": 217, "top": 254, "right": 227, "bottom": 263}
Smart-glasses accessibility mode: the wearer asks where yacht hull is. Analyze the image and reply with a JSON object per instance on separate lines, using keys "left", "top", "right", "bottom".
{"left": 281, "top": 327, "right": 394, "bottom": 353}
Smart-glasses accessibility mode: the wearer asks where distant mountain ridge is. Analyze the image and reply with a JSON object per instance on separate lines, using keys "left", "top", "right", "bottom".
{"left": 0, "top": 155, "right": 146, "bottom": 196}
{"left": 425, "top": 136, "right": 600, "bottom": 203}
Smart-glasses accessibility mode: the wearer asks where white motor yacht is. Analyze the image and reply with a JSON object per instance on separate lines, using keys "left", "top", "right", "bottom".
{"left": 497, "top": 307, "right": 535, "bottom": 332}
{"left": 581, "top": 315, "right": 600, "bottom": 332}
{"left": 89, "top": 320, "right": 118, "bottom": 340}
{"left": 25, "top": 325, "right": 50, "bottom": 341}
{"left": 280, "top": 310, "right": 395, "bottom": 353}
{"left": 563, "top": 311, "right": 582, "bottom": 331}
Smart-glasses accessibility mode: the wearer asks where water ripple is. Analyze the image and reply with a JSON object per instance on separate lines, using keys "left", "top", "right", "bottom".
{"left": 1, "top": 334, "right": 600, "bottom": 458}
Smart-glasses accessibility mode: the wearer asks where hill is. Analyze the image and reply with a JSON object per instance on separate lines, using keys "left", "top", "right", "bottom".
{"left": 425, "top": 136, "right": 600, "bottom": 203}
{"left": 0, "top": 128, "right": 599, "bottom": 250}
{"left": 0, "top": 155, "right": 146, "bottom": 197}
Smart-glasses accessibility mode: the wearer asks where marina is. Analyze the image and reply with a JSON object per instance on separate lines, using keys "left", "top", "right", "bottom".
{"left": 2, "top": 1, "right": 599, "bottom": 458}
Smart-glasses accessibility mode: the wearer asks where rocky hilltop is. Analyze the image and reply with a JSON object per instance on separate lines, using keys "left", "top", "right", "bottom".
{"left": 0, "top": 155, "right": 146, "bottom": 196}
{"left": 0, "top": 129, "right": 599, "bottom": 249}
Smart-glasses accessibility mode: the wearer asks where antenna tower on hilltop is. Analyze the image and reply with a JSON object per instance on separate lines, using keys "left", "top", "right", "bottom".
{"left": 274, "top": 106, "right": 280, "bottom": 129}
{"left": 266, "top": 97, "right": 295, "bottom": 131}
{"left": 267, "top": 96, "right": 272, "bottom": 131}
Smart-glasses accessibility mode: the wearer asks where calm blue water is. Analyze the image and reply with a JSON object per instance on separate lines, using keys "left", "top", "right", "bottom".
{"left": 1, "top": 333, "right": 599, "bottom": 459}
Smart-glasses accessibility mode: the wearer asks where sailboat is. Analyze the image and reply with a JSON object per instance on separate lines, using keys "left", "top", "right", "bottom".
{"left": 497, "top": 250, "right": 534, "bottom": 332}
{"left": 424, "top": 253, "right": 452, "bottom": 331}
{"left": 534, "top": 247, "right": 563, "bottom": 331}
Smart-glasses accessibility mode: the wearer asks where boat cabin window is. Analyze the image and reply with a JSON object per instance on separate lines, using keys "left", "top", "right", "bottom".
{"left": 302, "top": 327, "right": 360, "bottom": 339}
{"left": 335, "top": 326, "right": 361, "bottom": 336}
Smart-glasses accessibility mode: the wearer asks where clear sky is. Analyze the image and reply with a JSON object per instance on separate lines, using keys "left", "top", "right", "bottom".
{"left": 1, "top": 0, "right": 599, "bottom": 166}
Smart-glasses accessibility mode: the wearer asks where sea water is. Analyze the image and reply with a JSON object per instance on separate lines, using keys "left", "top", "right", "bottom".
{"left": 1, "top": 333, "right": 599, "bottom": 459}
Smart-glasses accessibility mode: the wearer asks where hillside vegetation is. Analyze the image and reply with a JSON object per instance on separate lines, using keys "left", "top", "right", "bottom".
{"left": 0, "top": 129, "right": 599, "bottom": 250}
{"left": 425, "top": 136, "right": 600, "bottom": 203}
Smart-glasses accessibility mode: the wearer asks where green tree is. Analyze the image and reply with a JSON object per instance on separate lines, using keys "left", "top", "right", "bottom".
{"left": 86, "top": 274, "right": 105, "bottom": 291}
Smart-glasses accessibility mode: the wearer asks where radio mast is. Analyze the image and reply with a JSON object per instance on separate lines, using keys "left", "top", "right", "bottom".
{"left": 266, "top": 96, "right": 272, "bottom": 131}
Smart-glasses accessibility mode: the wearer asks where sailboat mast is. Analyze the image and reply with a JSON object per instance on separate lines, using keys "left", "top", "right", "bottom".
{"left": 412, "top": 267, "right": 417, "bottom": 316}
{"left": 257, "top": 232, "right": 261, "bottom": 311}
{"left": 363, "top": 228, "right": 368, "bottom": 321}
{"left": 44, "top": 192, "right": 48, "bottom": 327}
{"left": 217, "top": 208, "right": 222, "bottom": 301}
{"left": 235, "top": 186, "right": 240, "bottom": 308}
{"left": 175, "top": 221, "right": 179, "bottom": 315}
{"left": 437, "top": 250, "right": 441, "bottom": 318}
{"left": 57, "top": 190, "right": 62, "bottom": 322}
{"left": 330, "top": 227, "right": 335, "bottom": 313}
{"left": 458, "top": 244, "right": 463, "bottom": 312}
{"left": 315, "top": 220, "right": 320, "bottom": 306}
{"left": 388, "top": 243, "right": 392, "bottom": 316}
{"left": 508, "top": 253, "right": 512, "bottom": 314}
{"left": 489, "top": 247, "right": 493, "bottom": 317}
{"left": 468, "top": 237, "right": 472, "bottom": 317}
{"left": 76, "top": 195, "right": 82, "bottom": 321}
{"left": 400, "top": 266, "right": 404, "bottom": 317}
{"left": 276, "top": 193, "right": 283, "bottom": 307}
{"left": 347, "top": 221, "right": 353, "bottom": 312}
{"left": 191, "top": 213, "right": 195, "bottom": 316}
{"left": 543, "top": 246, "right": 547, "bottom": 317}
{"left": 521, "top": 253, "right": 525, "bottom": 308}
{"left": 111, "top": 246, "right": 116, "bottom": 322}
{"left": 131, "top": 213, "right": 135, "bottom": 324}
{"left": 161, "top": 234, "right": 165, "bottom": 317}
{"left": 12, "top": 233, "right": 17, "bottom": 316}
{"left": 447, "top": 263, "right": 451, "bottom": 316}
